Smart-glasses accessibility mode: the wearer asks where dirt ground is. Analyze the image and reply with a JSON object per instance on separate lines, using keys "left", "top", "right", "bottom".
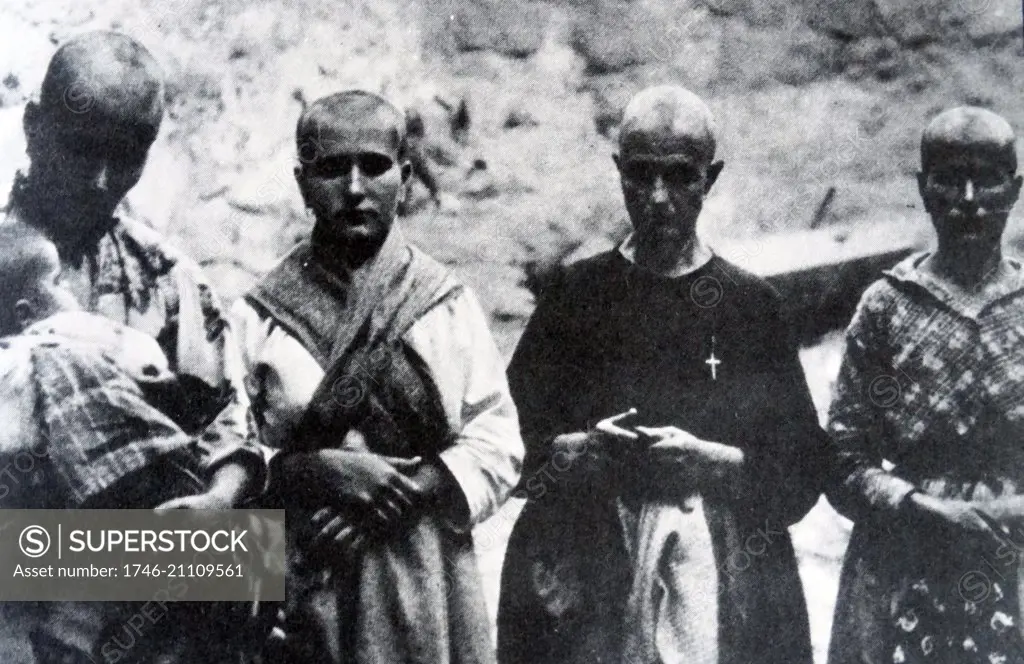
{"left": 0, "top": 1, "right": 1021, "bottom": 661}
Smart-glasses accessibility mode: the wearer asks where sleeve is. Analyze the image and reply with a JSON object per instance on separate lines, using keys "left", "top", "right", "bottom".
{"left": 406, "top": 289, "right": 524, "bottom": 529}
{"left": 228, "top": 298, "right": 284, "bottom": 467}
{"left": 505, "top": 279, "right": 578, "bottom": 481}
{"left": 0, "top": 342, "right": 41, "bottom": 503}
{"left": 164, "top": 259, "right": 266, "bottom": 498}
{"left": 825, "top": 283, "right": 917, "bottom": 523}
{"left": 731, "top": 299, "right": 830, "bottom": 527}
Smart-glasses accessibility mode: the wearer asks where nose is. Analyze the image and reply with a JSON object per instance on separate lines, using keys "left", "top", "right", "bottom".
{"left": 962, "top": 178, "right": 975, "bottom": 203}
{"left": 347, "top": 164, "right": 366, "bottom": 199}
{"left": 650, "top": 173, "right": 669, "bottom": 206}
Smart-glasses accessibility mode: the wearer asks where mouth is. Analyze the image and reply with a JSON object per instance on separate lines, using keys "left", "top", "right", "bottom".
{"left": 334, "top": 209, "right": 378, "bottom": 228}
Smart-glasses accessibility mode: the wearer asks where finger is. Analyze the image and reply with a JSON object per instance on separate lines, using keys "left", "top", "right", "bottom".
{"left": 311, "top": 507, "right": 334, "bottom": 526}
{"left": 387, "top": 473, "right": 421, "bottom": 503}
{"left": 372, "top": 506, "right": 395, "bottom": 529}
{"left": 378, "top": 496, "right": 404, "bottom": 523}
{"left": 635, "top": 426, "right": 682, "bottom": 438}
{"left": 602, "top": 408, "right": 639, "bottom": 425}
{"left": 154, "top": 498, "right": 191, "bottom": 513}
{"left": 596, "top": 409, "right": 640, "bottom": 440}
{"left": 382, "top": 456, "right": 422, "bottom": 471}
{"left": 312, "top": 515, "right": 346, "bottom": 548}
{"left": 346, "top": 534, "right": 367, "bottom": 558}
{"left": 335, "top": 525, "right": 365, "bottom": 555}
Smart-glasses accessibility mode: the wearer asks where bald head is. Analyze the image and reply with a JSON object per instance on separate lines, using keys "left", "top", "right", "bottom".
{"left": 922, "top": 106, "right": 1017, "bottom": 174}
{"left": 0, "top": 223, "right": 65, "bottom": 335}
{"left": 619, "top": 85, "right": 717, "bottom": 164}
{"left": 296, "top": 90, "right": 407, "bottom": 164}
{"left": 39, "top": 31, "right": 164, "bottom": 138}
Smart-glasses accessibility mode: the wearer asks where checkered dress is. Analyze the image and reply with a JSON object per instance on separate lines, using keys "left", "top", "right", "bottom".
{"left": 828, "top": 253, "right": 1024, "bottom": 664}
{"left": 10, "top": 335, "right": 196, "bottom": 508}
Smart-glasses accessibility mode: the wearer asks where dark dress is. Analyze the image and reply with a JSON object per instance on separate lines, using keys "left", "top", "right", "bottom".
{"left": 498, "top": 250, "right": 826, "bottom": 664}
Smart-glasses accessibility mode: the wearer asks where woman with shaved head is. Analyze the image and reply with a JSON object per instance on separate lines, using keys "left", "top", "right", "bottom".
{"left": 234, "top": 89, "right": 522, "bottom": 664}
{"left": 827, "top": 107, "right": 1024, "bottom": 664}
{"left": 0, "top": 31, "right": 267, "bottom": 664}
{"left": 499, "top": 85, "right": 825, "bottom": 664}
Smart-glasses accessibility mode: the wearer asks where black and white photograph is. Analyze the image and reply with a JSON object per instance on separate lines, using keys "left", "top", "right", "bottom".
{"left": 0, "top": 0, "right": 1021, "bottom": 662}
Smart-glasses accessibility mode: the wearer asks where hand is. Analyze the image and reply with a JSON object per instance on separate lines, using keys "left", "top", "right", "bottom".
{"left": 905, "top": 493, "right": 1007, "bottom": 552}
{"left": 548, "top": 411, "right": 640, "bottom": 474}
{"left": 155, "top": 490, "right": 233, "bottom": 512}
{"left": 308, "top": 507, "right": 369, "bottom": 561}
{"left": 312, "top": 450, "right": 421, "bottom": 529}
{"left": 638, "top": 426, "right": 743, "bottom": 472}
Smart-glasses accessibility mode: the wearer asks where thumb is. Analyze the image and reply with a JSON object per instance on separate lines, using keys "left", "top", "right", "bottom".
{"left": 154, "top": 497, "right": 192, "bottom": 513}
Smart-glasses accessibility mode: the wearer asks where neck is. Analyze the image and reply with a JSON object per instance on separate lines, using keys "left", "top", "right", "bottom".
{"left": 8, "top": 172, "right": 114, "bottom": 261}
{"left": 310, "top": 222, "right": 400, "bottom": 275}
{"left": 632, "top": 231, "right": 706, "bottom": 276}
{"left": 929, "top": 241, "right": 1003, "bottom": 289}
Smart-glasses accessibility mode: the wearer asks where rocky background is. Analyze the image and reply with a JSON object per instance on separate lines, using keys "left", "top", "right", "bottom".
{"left": 0, "top": 1, "right": 1021, "bottom": 660}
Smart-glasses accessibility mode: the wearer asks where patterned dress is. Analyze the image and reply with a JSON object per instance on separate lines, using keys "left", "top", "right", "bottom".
{"left": 827, "top": 252, "right": 1024, "bottom": 664}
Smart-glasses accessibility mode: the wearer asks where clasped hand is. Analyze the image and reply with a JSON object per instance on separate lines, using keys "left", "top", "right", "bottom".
{"left": 551, "top": 410, "right": 740, "bottom": 472}
{"left": 302, "top": 449, "right": 446, "bottom": 561}
{"left": 905, "top": 492, "right": 1009, "bottom": 554}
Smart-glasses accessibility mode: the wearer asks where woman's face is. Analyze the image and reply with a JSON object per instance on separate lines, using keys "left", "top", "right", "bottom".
{"left": 918, "top": 143, "right": 1022, "bottom": 254}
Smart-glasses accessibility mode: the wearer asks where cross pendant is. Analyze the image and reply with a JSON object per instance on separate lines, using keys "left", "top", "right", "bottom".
{"left": 705, "top": 335, "right": 721, "bottom": 381}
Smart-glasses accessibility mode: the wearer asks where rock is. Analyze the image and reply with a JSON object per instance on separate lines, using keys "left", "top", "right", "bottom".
{"left": 774, "top": 28, "right": 844, "bottom": 86}
{"left": 807, "top": 0, "right": 1022, "bottom": 45}
{"left": 805, "top": 0, "right": 885, "bottom": 39}
{"left": 569, "top": 1, "right": 664, "bottom": 74}
{"left": 450, "top": 0, "right": 549, "bottom": 58}
{"left": 503, "top": 108, "right": 539, "bottom": 129}
{"left": 962, "top": 0, "right": 1023, "bottom": 42}
{"left": 461, "top": 169, "right": 501, "bottom": 201}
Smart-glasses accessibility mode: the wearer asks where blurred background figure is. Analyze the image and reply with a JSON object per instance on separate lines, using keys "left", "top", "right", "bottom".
{"left": 398, "top": 106, "right": 442, "bottom": 216}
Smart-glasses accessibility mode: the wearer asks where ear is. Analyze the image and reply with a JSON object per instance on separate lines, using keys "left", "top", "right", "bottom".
{"left": 1010, "top": 174, "right": 1023, "bottom": 208}
{"left": 397, "top": 160, "right": 412, "bottom": 206}
{"left": 705, "top": 160, "right": 725, "bottom": 193}
{"left": 294, "top": 164, "right": 310, "bottom": 208}
{"left": 22, "top": 102, "right": 43, "bottom": 156}
{"left": 916, "top": 170, "right": 930, "bottom": 209}
{"left": 14, "top": 299, "right": 36, "bottom": 332}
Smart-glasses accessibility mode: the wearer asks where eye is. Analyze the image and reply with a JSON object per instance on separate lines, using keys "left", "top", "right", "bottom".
{"left": 663, "top": 165, "right": 701, "bottom": 187}
{"left": 929, "top": 169, "right": 961, "bottom": 188}
{"left": 358, "top": 153, "right": 394, "bottom": 177}
{"left": 309, "top": 156, "right": 355, "bottom": 179}
{"left": 973, "top": 169, "right": 1009, "bottom": 189}
{"left": 622, "top": 162, "right": 655, "bottom": 183}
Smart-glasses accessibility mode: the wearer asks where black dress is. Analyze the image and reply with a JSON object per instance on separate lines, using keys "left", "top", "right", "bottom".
{"left": 498, "top": 250, "right": 826, "bottom": 664}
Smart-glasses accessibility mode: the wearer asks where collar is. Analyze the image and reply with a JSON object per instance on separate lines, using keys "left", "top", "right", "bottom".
{"left": 883, "top": 251, "right": 1024, "bottom": 319}
{"left": 617, "top": 231, "right": 714, "bottom": 278}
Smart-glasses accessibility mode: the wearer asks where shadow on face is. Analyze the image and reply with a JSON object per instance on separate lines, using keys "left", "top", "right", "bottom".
{"left": 23, "top": 103, "right": 155, "bottom": 226}
{"left": 917, "top": 136, "right": 1021, "bottom": 254}
{"left": 293, "top": 91, "right": 412, "bottom": 263}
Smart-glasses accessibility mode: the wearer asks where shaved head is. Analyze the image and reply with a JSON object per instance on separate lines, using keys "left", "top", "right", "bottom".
{"left": 0, "top": 223, "right": 64, "bottom": 335}
{"left": 916, "top": 106, "right": 1021, "bottom": 270}
{"left": 619, "top": 85, "right": 717, "bottom": 164}
{"left": 296, "top": 90, "right": 407, "bottom": 164}
{"left": 922, "top": 106, "right": 1017, "bottom": 174}
{"left": 39, "top": 30, "right": 164, "bottom": 140}
{"left": 294, "top": 91, "right": 412, "bottom": 266}
{"left": 17, "top": 31, "right": 166, "bottom": 247}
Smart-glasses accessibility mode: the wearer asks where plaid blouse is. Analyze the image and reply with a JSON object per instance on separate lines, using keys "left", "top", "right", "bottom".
{"left": 827, "top": 252, "right": 1024, "bottom": 522}
{"left": 3, "top": 174, "right": 264, "bottom": 489}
